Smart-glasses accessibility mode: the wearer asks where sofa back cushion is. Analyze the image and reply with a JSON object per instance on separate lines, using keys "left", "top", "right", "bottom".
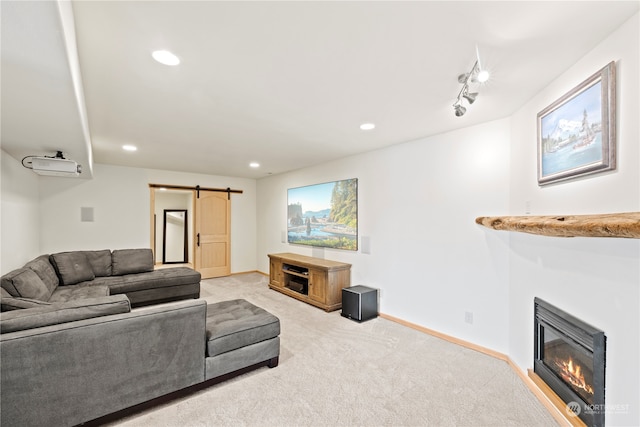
{"left": 0, "top": 295, "right": 131, "bottom": 333}
{"left": 111, "top": 249, "right": 154, "bottom": 276}
{"left": 82, "top": 250, "right": 113, "bottom": 277}
{"left": 50, "top": 252, "right": 95, "bottom": 285}
{"left": 24, "top": 255, "right": 59, "bottom": 292}
{"left": 1, "top": 268, "right": 54, "bottom": 301}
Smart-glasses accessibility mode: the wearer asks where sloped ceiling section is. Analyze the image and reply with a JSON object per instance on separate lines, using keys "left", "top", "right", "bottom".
{"left": 1, "top": 2, "right": 638, "bottom": 179}
{"left": 1, "top": 0, "right": 93, "bottom": 178}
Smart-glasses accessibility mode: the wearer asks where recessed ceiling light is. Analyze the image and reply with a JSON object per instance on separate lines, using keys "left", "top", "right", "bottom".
{"left": 122, "top": 145, "right": 137, "bottom": 152}
{"left": 360, "top": 123, "right": 375, "bottom": 131}
{"left": 152, "top": 50, "right": 180, "bottom": 66}
{"left": 249, "top": 162, "right": 260, "bottom": 168}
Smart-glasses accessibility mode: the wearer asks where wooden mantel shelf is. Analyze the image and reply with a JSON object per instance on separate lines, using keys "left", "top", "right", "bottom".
{"left": 475, "top": 212, "right": 640, "bottom": 238}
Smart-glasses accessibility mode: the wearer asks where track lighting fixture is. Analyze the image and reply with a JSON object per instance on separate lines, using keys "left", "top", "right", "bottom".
{"left": 453, "top": 59, "right": 489, "bottom": 117}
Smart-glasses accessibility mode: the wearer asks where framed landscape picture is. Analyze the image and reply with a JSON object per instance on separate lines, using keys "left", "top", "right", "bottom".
{"left": 537, "top": 61, "right": 616, "bottom": 185}
{"left": 287, "top": 178, "right": 357, "bottom": 251}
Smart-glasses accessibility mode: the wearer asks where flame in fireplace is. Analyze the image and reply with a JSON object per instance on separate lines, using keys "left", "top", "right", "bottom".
{"left": 554, "top": 357, "right": 594, "bottom": 396}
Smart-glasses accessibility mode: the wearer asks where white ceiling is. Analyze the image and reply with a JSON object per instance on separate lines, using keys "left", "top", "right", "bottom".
{"left": 2, "top": 1, "right": 638, "bottom": 179}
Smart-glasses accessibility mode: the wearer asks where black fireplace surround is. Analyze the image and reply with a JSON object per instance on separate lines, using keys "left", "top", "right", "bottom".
{"left": 534, "top": 297, "right": 606, "bottom": 427}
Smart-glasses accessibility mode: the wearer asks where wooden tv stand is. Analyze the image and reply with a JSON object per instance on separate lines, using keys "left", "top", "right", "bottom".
{"left": 268, "top": 253, "right": 351, "bottom": 312}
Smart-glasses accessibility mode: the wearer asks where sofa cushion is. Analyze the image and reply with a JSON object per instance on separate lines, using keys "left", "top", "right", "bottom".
{"left": 50, "top": 252, "right": 95, "bottom": 285}
{"left": 82, "top": 250, "right": 113, "bottom": 277}
{"left": 24, "top": 255, "right": 59, "bottom": 292}
{"left": 95, "top": 267, "right": 201, "bottom": 294}
{"left": 205, "top": 299, "right": 280, "bottom": 357}
{"left": 1, "top": 268, "right": 54, "bottom": 301}
{"left": 0, "top": 295, "right": 131, "bottom": 333}
{"left": 111, "top": 249, "right": 154, "bottom": 276}
{"left": 48, "top": 284, "right": 110, "bottom": 304}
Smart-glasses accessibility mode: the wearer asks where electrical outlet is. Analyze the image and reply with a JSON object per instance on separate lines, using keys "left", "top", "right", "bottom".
{"left": 465, "top": 311, "right": 474, "bottom": 324}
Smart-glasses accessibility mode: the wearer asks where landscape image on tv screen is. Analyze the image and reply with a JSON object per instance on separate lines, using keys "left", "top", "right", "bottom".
{"left": 287, "top": 178, "right": 357, "bottom": 251}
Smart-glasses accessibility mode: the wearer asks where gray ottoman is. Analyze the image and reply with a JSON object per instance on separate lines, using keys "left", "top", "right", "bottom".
{"left": 204, "top": 299, "right": 280, "bottom": 380}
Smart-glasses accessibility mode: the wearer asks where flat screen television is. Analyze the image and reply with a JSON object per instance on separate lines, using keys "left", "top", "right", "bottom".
{"left": 287, "top": 178, "right": 357, "bottom": 251}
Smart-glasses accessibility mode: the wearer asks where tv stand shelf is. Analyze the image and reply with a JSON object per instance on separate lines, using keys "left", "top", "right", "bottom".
{"left": 268, "top": 253, "right": 351, "bottom": 312}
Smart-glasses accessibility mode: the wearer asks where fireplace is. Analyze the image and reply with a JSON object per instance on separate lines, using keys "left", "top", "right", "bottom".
{"left": 534, "top": 297, "right": 606, "bottom": 426}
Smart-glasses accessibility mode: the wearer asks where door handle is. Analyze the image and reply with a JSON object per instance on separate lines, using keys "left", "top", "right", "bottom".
{"left": 197, "top": 233, "right": 200, "bottom": 247}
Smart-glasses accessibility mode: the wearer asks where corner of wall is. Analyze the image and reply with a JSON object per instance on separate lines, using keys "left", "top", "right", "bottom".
{"left": 1, "top": 150, "right": 41, "bottom": 273}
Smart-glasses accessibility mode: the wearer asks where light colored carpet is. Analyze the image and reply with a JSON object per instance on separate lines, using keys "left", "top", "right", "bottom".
{"left": 107, "top": 273, "right": 558, "bottom": 427}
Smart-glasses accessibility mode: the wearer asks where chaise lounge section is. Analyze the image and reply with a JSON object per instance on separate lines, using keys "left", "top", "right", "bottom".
{"left": 0, "top": 297, "right": 281, "bottom": 427}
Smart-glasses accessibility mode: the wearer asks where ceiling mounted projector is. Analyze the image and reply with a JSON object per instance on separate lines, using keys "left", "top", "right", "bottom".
{"left": 23, "top": 152, "right": 82, "bottom": 177}
{"left": 31, "top": 157, "right": 81, "bottom": 177}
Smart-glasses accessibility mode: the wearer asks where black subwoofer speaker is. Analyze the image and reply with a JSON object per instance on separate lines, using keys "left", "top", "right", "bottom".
{"left": 341, "top": 285, "right": 378, "bottom": 322}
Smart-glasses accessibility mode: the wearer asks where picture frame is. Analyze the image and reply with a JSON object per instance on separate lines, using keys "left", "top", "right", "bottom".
{"left": 537, "top": 61, "right": 616, "bottom": 186}
{"left": 287, "top": 178, "right": 358, "bottom": 251}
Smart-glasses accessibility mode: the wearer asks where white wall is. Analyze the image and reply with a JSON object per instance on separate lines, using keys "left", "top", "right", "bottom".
{"left": 0, "top": 149, "right": 41, "bottom": 273}
{"left": 507, "top": 13, "right": 639, "bottom": 426}
{"left": 38, "top": 163, "right": 258, "bottom": 273}
{"left": 258, "top": 118, "right": 512, "bottom": 353}
{"left": 38, "top": 164, "right": 150, "bottom": 253}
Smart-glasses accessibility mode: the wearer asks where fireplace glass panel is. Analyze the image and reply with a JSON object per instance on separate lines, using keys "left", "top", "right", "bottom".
{"left": 542, "top": 326, "right": 595, "bottom": 406}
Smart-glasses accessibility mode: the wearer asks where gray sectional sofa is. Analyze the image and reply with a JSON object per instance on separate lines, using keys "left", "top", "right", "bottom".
{"left": 0, "top": 249, "right": 282, "bottom": 427}
{"left": 0, "top": 248, "right": 200, "bottom": 309}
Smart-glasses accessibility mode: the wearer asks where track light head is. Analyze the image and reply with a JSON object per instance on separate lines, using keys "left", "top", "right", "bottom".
{"left": 463, "top": 91, "right": 478, "bottom": 104}
{"left": 454, "top": 104, "right": 466, "bottom": 117}
{"left": 458, "top": 63, "right": 490, "bottom": 85}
